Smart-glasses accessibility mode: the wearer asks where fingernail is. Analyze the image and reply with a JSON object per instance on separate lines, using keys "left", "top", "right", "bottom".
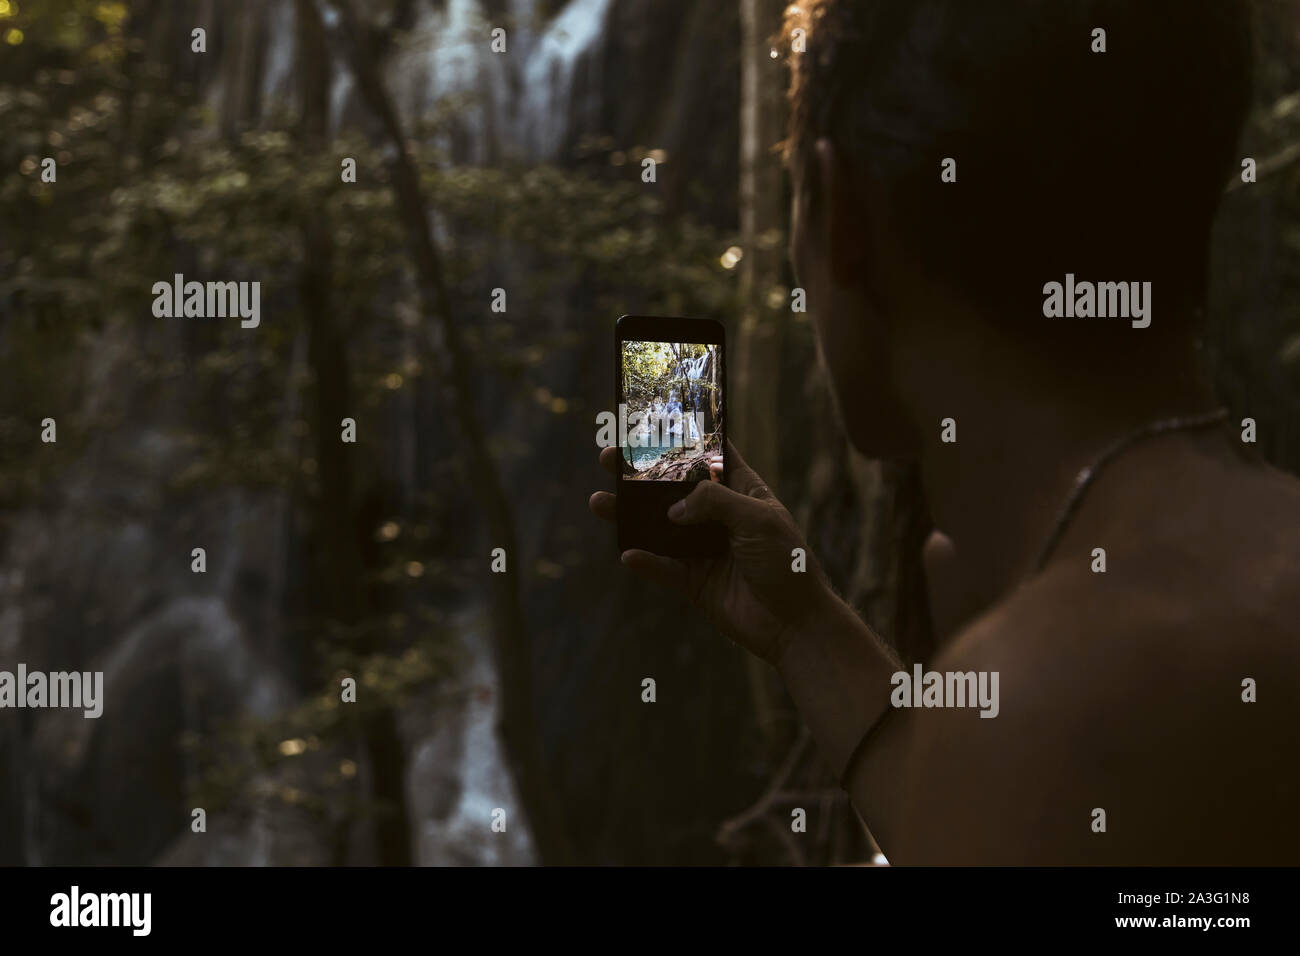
{"left": 667, "top": 501, "right": 685, "bottom": 520}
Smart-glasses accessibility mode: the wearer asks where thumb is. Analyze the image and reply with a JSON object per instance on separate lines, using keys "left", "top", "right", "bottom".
{"left": 668, "top": 478, "right": 767, "bottom": 530}
{"left": 722, "top": 440, "right": 771, "bottom": 499}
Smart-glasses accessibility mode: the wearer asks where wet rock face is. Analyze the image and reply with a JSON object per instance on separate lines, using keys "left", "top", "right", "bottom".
{"left": 0, "top": 351, "right": 299, "bottom": 862}
{"left": 23, "top": 594, "right": 293, "bottom": 865}
{"left": 589, "top": 0, "right": 740, "bottom": 224}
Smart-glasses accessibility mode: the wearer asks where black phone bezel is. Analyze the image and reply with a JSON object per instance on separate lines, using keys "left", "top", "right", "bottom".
{"left": 614, "top": 315, "right": 728, "bottom": 558}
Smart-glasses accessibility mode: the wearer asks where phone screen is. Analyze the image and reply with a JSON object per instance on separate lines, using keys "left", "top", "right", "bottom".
{"left": 619, "top": 340, "right": 724, "bottom": 482}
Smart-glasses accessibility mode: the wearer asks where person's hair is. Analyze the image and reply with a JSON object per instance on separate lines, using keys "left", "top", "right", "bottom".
{"left": 781, "top": 0, "right": 1254, "bottom": 339}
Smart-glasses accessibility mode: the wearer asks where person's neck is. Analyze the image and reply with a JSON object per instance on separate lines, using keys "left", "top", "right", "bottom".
{"left": 900, "top": 326, "right": 1217, "bottom": 615}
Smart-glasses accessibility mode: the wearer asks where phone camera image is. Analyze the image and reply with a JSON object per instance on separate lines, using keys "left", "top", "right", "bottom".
{"left": 620, "top": 340, "right": 723, "bottom": 482}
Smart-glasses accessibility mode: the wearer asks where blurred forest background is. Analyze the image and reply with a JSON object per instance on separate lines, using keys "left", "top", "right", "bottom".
{"left": 1, "top": 0, "right": 1298, "bottom": 866}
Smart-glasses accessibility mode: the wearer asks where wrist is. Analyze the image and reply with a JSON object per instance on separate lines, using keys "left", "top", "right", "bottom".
{"left": 772, "top": 582, "right": 847, "bottom": 671}
{"left": 771, "top": 584, "right": 900, "bottom": 780}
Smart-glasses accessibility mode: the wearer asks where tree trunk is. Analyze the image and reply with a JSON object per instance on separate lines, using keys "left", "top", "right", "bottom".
{"left": 295, "top": 0, "right": 412, "bottom": 866}
{"left": 736, "top": 0, "right": 787, "bottom": 746}
{"left": 221, "top": 0, "right": 267, "bottom": 139}
{"left": 325, "top": 0, "right": 574, "bottom": 864}
{"left": 735, "top": 0, "right": 787, "bottom": 487}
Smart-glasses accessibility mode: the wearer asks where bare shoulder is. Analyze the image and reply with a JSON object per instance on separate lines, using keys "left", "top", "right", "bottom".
{"left": 887, "top": 459, "right": 1300, "bottom": 864}
{"left": 960, "top": 452, "right": 1300, "bottom": 685}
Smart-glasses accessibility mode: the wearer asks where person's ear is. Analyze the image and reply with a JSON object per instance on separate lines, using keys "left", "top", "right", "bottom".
{"left": 812, "top": 138, "right": 873, "bottom": 286}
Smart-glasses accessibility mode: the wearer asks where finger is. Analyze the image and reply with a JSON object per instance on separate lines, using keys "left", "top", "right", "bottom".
{"left": 922, "top": 529, "right": 968, "bottom": 643}
{"left": 599, "top": 445, "right": 623, "bottom": 478}
{"left": 620, "top": 549, "right": 689, "bottom": 591}
{"left": 709, "top": 458, "right": 724, "bottom": 483}
{"left": 589, "top": 490, "right": 616, "bottom": 522}
{"left": 722, "top": 440, "right": 771, "bottom": 499}
{"left": 668, "top": 477, "right": 768, "bottom": 529}
{"left": 922, "top": 529, "right": 956, "bottom": 578}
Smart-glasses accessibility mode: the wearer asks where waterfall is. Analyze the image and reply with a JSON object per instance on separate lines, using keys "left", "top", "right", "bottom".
{"left": 400, "top": 0, "right": 612, "bottom": 161}
{"left": 517, "top": 0, "right": 613, "bottom": 160}
{"left": 260, "top": 2, "right": 296, "bottom": 104}
{"left": 678, "top": 351, "right": 714, "bottom": 443}
{"left": 249, "top": 0, "right": 613, "bottom": 162}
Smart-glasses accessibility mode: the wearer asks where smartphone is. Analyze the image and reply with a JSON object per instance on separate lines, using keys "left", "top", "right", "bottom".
{"left": 615, "top": 315, "right": 727, "bottom": 558}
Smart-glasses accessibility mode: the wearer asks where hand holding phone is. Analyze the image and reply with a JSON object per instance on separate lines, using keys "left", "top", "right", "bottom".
{"left": 591, "top": 439, "right": 832, "bottom": 666}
